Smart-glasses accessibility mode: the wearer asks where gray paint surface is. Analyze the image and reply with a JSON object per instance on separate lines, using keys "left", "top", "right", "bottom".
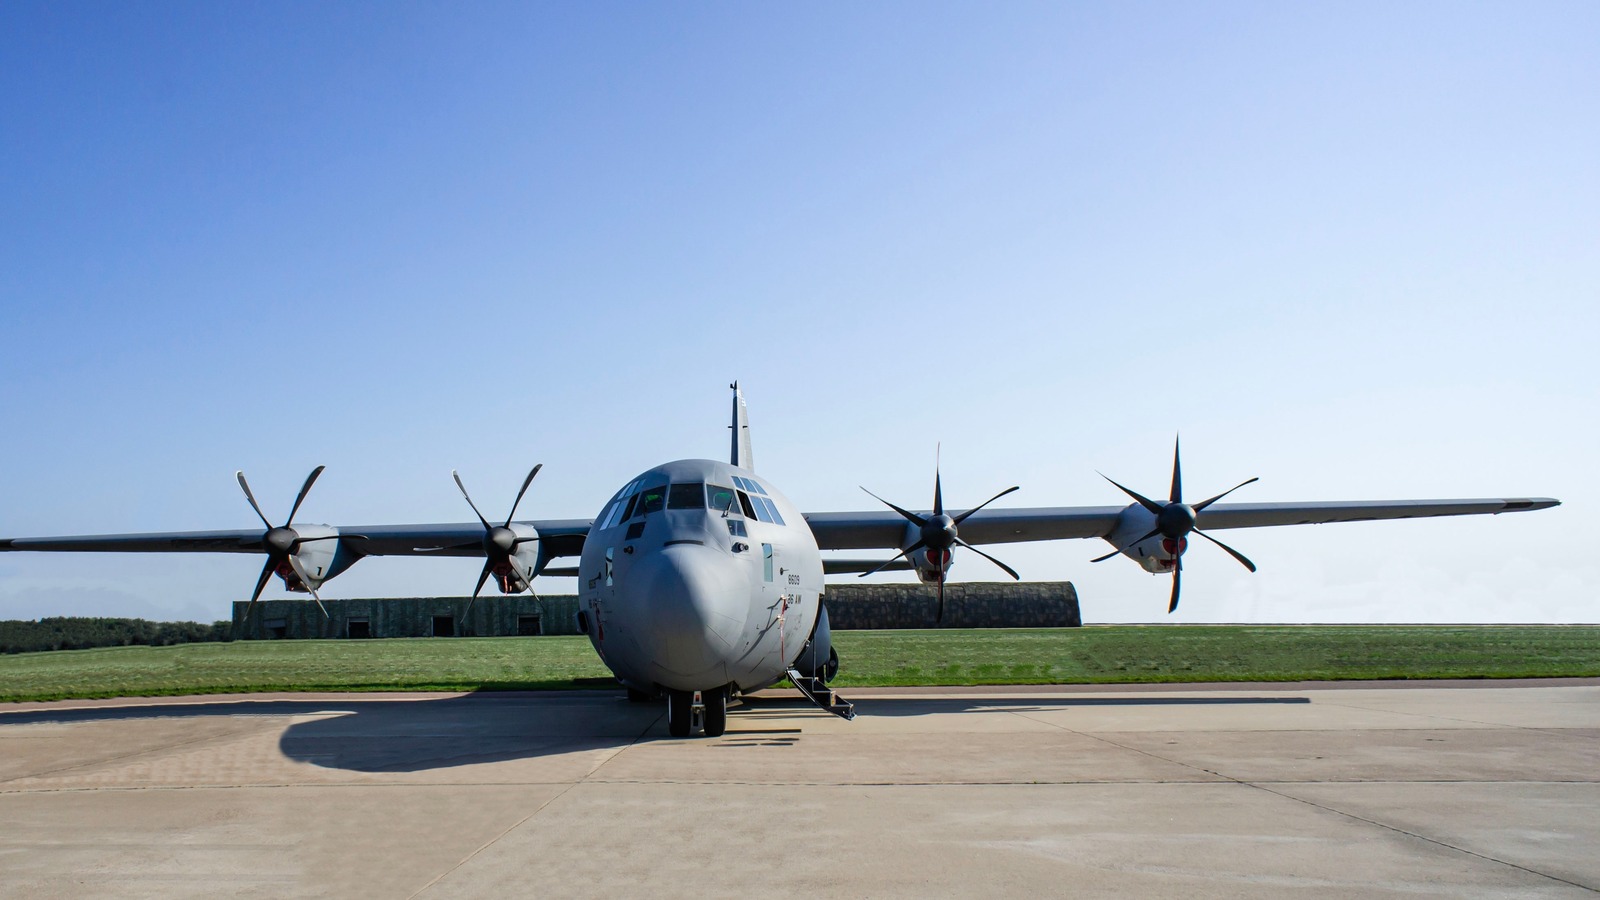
{"left": 1, "top": 682, "right": 1596, "bottom": 898}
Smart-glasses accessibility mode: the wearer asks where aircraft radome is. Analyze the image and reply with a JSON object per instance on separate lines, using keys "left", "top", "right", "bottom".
{"left": 0, "top": 385, "right": 1559, "bottom": 737}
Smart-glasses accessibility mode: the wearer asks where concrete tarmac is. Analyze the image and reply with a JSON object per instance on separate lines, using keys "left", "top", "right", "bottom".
{"left": 1, "top": 681, "right": 1596, "bottom": 899}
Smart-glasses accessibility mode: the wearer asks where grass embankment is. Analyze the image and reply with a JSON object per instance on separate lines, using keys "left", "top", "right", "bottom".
{"left": 0, "top": 626, "right": 1596, "bottom": 703}
{"left": 828, "top": 626, "right": 1600, "bottom": 687}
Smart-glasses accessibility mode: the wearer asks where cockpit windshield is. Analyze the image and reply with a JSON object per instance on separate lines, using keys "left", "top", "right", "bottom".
{"left": 667, "top": 483, "right": 705, "bottom": 510}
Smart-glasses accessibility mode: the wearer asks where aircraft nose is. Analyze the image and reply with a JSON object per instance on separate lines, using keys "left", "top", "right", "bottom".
{"left": 634, "top": 543, "right": 746, "bottom": 682}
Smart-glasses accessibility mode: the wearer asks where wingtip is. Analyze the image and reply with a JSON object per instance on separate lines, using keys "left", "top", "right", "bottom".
{"left": 1502, "top": 498, "right": 1561, "bottom": 512}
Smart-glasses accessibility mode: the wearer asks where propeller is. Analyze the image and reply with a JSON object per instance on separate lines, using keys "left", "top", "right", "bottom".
{"left": 859, "top": 451, "right": 1020, "bottom": 624}
{"left": 452, "top": 464, "right": 544, "bottom": 623}
{"left": 1092, "top": 437, "right": 1258, "bottom": 613}
{"left": 237, "top": 466, "right": 338, "bottom": 622}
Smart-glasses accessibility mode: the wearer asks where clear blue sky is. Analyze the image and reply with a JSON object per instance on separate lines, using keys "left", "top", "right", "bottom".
{"left": 2, "top": 2, "right": 1595, "bottom": 623}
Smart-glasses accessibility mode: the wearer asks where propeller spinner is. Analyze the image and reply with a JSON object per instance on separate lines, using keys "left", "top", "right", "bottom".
{"left": 452, "top": 464, "right": 544, "bottom": 624}
{"left": 1092, "top": 437, "right": 1258, "bottom": 613}
{"left": 859, "top": 453, "right": 1020, "bottom": 624}
{"left": 237, "top": 465, "right": 338, "bottom": 621}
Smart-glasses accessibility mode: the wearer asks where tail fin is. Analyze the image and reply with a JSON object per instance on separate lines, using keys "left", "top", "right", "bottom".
{"left": 729, "top": 382, "right": 754, "bottom": 471}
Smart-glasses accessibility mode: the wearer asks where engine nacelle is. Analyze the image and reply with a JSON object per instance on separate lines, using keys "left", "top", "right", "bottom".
{"left": 794, "top": 599, "right": 839, "bottom": 683}
{"left": 491, "top": 524, "right": 541, "bottom": 593}
{"left": 277, "top": 524, "right": 362, "bottom": 593}
{"left": 900, "top": 521, "right": 954, "bottom": 585}
{"left": 1102, "top": 506, "right": 1185, "bottom": 574}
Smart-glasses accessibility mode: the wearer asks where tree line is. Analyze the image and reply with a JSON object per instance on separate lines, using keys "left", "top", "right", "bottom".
{"left": 1, "top": 617, "right": 234, "bottom": 654}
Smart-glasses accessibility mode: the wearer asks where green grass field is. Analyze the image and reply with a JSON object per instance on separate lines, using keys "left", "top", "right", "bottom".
{"left": 1, "top": 626, "right": 1597, "bottom": 703}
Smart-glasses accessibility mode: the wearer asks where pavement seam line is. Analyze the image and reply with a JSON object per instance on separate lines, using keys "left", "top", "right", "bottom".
{"left": 1011, "top": 709, "right": 1599, "bottom": 895}
{"left": 405, "top": 782, "right": 577, "bottom": 900}
{"left": 580, "top": 708, "right": 664, "bottom": 780}
{"left": 1250, "top": 782, "right": 1600, "bottom": 894}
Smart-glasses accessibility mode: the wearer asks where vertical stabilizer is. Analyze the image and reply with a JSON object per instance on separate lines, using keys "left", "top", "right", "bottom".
{"left": 729, "top": 382, "right": 754, "bottom": 471}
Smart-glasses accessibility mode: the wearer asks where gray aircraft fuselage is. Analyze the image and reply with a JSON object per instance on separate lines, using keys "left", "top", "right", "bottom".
{"left": 576, "top": 458, "right": 824, "bottom": 696}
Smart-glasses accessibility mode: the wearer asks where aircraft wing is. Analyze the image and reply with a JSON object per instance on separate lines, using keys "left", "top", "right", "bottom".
{"left": 0, "top": 529, "right": 271, "bottom": 554}
{"left": 0, "top": 520, "right": 594, "bottom": 560}
{"left": 803, "top": 497, "right": 1558, "bottom": 550}
{"left": 1190, "top": 498, "right": 1557, "bottom": 531}
{"left": 803, "top": 507, "right": 1125, "bottom": 550}
{"left": 2, "top": 499, "right": 1557, "bottom": 559}
{"left": 338, "top": 520, "right": 593, "bottom": 559}
{"left": 5, "top": 497, "right": 1556, "bottom": 558}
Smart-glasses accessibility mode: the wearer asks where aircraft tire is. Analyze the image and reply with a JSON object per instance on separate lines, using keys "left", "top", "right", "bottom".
{"left": 703, "top": 687, "right": 728, "bottom": 737}
{"left": 667, "top": 690, "right": 692, "bottom": 737}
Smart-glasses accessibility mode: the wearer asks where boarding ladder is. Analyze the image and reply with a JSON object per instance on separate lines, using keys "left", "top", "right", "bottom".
{"left": 786, "top": 668, "right": 856, "bottom": 721}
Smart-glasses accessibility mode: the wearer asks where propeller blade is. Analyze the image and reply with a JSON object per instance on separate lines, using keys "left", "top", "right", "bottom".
{"left": 284, "top": 465, "right": 326, "bottom": 527}
{"left": 512, "top": 535, "right": 541, "bottom": 545}
{"left": 290, "top": 534, "right": 342, "bottom": 547}
{"left": 936, "top": 578, "right": 945, "bottom": 625}
{"left": 858, "top": 540, "right": 926, "bottom": 579}
{"left": 453, "top": 470, "right": 492, "bottom": 530}
{"left": 1091, "top": 527, "right": 1161, "bottom": 562}
{"left": 472, "top": 559, "right": 494, "bottom": 597}
{"left": 933, "top": 446, "right": 943, "bottom": 517}
{"left": 955, "top": 537, "right": 1020, "bottom": 580}
{"left": 1099, "top": 473, "right": 1165, "bottom": 516}
{"left": 1168, "top": 558, "right": 1182, "bottom": 613}
{"left": 244, "top": 556, "right": 276, "bottom": 622}
{"left": 951, "top": 485, "right": 1020, "bottom": 526}
{"left": 1170, "top": 436, "right": 1183, "bottom": 503}
{"left": 307, "top": 584, "right": 329, "bottom": 619}
{"left": 1193, "top": 529, "right": 1257, "bottom": 572}
{"left": 503, "top": 463, "right": 543, "bottom": 527}
{"left": 249, "top": 557, "right": 276, "bottom": 604}
{"left": 1192, "top": 477, "right": 1261, "bottom": 512}
{"left": 462, "top": 594, "right": 478, "bottom": 629}
{"left": 236, "top": 471, "right": 272, "bottom": 529}
{"left": 860, "top": 486, "right": 927, "bottom": 527}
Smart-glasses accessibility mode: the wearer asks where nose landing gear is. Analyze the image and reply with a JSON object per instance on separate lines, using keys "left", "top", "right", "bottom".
{"left": 666, "top": 686, "right": 729, "bottom": 738}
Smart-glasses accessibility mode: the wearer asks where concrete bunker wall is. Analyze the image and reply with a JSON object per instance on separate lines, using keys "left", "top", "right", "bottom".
{"left": 233, "top": 581, "right": 1079, "bottom": 640}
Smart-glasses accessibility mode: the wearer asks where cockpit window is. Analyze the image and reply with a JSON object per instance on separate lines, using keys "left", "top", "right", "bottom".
{"left": 598, "top": 478, "right": 642, "bottom": 530}
{"left": 706, "top": 485, "right": 740, "bottom": 515}
{"left": 634, "top": 486, "right": 666, "bottom": 516}
{"left": 757, "top": 496, "right": 786, "bottom": 526}
{"left": 667, "top": 483, "right": 705, "bottom": 510}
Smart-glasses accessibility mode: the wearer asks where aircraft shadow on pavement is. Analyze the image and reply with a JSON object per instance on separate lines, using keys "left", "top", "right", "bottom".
{"left": 0, "top": 691, "right": 1311, "bottom": 773}
{"left": 0, "top": 694, "right": 662, "bottom": 773}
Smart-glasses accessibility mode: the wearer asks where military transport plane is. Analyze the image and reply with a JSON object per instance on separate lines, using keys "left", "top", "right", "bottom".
{"left": 0, "top": 385, "right": 1559, "bottom": 737}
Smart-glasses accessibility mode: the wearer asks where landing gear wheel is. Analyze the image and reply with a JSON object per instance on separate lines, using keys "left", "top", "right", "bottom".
{"left": 703, "top": 686, "right": 728, "bottom": 737}
{"left": 667, "top": 689, "right": 693, "bottom": 737}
